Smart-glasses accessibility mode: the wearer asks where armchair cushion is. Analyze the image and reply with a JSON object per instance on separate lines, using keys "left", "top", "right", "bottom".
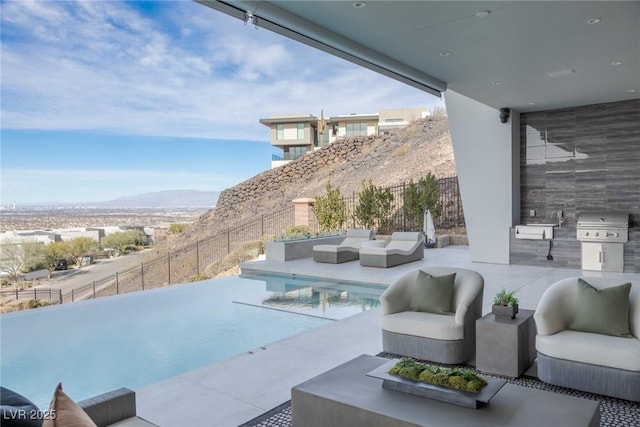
{"left": 381, "top": 310, "right": 463, "bottom": 340}
{"left": 537, "top": 329, "right": 640, "bottom": 372}
{"left": 570, "top": 279, "right": 632, "bottom": 337}
{"left": 409, "top": 271, "right": 455, "bottom": 315}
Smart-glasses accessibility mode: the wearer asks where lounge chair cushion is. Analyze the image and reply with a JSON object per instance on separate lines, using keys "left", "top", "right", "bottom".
{"left": 409, "top": 271, "right": 456, "bottom": 315}
{"left": 0, "top": 387, "right": 42, "bottom": 427}
{"left": 537, "top": 330, "right": 640, "bottom": 372}
{"left": 381, "top": 310, "right": 463, "bottom": 341}
{"left": 43, "top": 383, "right": 97, "bottom": 427}
{"left": 570, "top": 279, "right": 632, "bottom": 337}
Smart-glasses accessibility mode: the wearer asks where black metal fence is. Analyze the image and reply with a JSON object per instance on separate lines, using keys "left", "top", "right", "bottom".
{"left": 1, "top": 288, "right": 63, "bottom": 304}
{"left": 337, "top": 175, "right": 465, "bottom": 234}
{"left": 13, "top": 176, "right": 464, "bottom": 306}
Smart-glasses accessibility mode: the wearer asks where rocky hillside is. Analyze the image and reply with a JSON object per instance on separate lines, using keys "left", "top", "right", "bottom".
{"left": 174, "top": 115, "right": 455, "bottom": 248}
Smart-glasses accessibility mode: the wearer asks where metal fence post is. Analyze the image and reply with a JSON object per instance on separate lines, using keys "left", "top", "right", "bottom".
{"left": 59, "top": 289, "right": 62, "bottom": 304}
{"left": 93, "top": 281, "right": 96, "bottom": 298}
{"left": 141, "top": 262, "right": 145, "bottom": 290}
{"left": 15, "top": 289, "right": 18, "bottom": 300}
{"left": 168, "top": 252, "right": 171, "bottom": 284}
{"left": 34, "top": 289, "right": 37, "bottom": 300}
{"left": 116, "top": 272, "right": 119, "bottom": 294}
{"left": 71, "top": 289, "right": 75, "bottom": 302}
{"left": 196, "top": 241, "right": 200, "bottom": 276}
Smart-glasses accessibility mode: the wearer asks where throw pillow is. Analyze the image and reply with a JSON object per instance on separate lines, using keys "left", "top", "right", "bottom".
{"left": 0, "top": 386, "right": 42, "bottom": 427}
{"left": 42, "top": 383, "right": 96, "bottom": 427}
{"left": 570, "top": 278, "right": 632, "bottom": 337}
{"left": 409, "top": 271, "right": 456, "bottom": 315}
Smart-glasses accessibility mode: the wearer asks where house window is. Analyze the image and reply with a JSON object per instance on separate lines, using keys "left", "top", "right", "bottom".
{"left": 346, "top": 122, "right": 368, "bottom": 136}
{"left": 276, "top": 124, "right": 284, "bottom": 140}
{"left": 286, "top": 146, "right": 307, "bottom": 160}
{"left": 297, "top": 123, "right": 305, "bottom": 139}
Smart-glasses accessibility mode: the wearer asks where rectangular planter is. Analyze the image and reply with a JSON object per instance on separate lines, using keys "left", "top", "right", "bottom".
{"left": 266, "top": 235, "right": 345, "bottom": 261}
{"left": 492, "top": 304, "right": 519, "bottom": 319}
{"left": 366, "top": 359, "right": 506, "bottom": 409}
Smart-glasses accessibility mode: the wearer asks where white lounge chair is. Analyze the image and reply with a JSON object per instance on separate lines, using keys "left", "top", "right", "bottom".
{"left": 312, "top": 229, "right": 374, "bottom": 263}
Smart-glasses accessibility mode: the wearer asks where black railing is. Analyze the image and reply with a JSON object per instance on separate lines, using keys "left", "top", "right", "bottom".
{"left": 1, "top": 288, "right": 63, "bottom": 304}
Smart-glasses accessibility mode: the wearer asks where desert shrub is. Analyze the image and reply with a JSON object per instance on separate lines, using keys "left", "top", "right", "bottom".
{"left": 169, "top": 223, "right": 189, "bottom": 234}
{"left": 314, "top": 182, "right": 347, "bottom": 232}
{"left": 239, "top": 240, "right": 265, "bottom": 258}
{"left": 403, "top": 173, "right": 443, "bottom": 228}
{"left": 188, "top": 274, "right": 209, "bottom": 282}
{"left": 203, "top": 239, "right": 265, "bottom": 276}
{"left": 394, "top": 144, "right": 411, "bottom": 157}
{"left": 283, "top": 225, "right": 313, "bottom": 239}
{"left": 354, "top": 179, "right": 395, "bottom": 233}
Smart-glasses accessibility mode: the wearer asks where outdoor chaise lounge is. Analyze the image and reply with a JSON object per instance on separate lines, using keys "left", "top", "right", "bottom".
{"left": 359, "top": 231, "right": 424, "bottom": 268}
{"left": 312, "top": 229, "right": 374, "bottom": 263}
{"left": 534, "top": 277, "right": 640, "bottom": 402}
{"left": 379, "top": 266, "right": 484, "bottom": 364}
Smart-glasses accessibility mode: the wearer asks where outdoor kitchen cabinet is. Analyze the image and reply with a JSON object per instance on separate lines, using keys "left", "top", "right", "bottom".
{"left": 580, "top": 242, "right": 624, "bottom": 272}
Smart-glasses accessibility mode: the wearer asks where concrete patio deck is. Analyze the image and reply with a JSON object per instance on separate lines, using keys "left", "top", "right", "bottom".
{"left": 134, "top": 245, "right": 640, "bottom": 427}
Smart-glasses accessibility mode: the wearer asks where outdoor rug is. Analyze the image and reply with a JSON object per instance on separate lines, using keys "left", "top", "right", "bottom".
{"left": 239, "top": 352, "right": 640, "bottom": 427}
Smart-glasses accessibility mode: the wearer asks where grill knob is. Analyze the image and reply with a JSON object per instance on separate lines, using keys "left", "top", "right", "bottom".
{"left": 615, "top": 232, "right": 619, "bottom": 237}
{"left": 585, "top": 232, "right": 589, "bottom": 236}
{"left": 595, "top": 232, "right": 600, "bottom": 237}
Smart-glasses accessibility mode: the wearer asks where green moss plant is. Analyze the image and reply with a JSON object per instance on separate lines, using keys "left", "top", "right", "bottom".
{"left": 388, "top": 358, "right": 488, "bottom": 393}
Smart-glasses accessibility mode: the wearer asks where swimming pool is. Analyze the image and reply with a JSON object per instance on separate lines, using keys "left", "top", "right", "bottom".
{"left": 0, "top": 273, "right": 382, "bottom": 409}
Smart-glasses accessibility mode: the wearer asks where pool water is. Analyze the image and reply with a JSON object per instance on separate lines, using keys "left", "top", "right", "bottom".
{"left": 1, "top": 275, "right": 355, "bottom": 408}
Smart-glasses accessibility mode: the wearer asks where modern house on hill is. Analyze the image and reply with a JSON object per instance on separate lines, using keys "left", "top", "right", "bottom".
{"left": 260, "top": 107, "right": 428, "bottom": 168}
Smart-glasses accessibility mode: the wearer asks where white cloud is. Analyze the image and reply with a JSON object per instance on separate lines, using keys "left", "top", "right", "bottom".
{"left": 0, "top": 0, "right": 443, "bottom": 141}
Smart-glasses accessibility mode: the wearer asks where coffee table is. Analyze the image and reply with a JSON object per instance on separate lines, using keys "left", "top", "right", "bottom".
{"left": 292, "top": 355, "right": 600, "bottom": 427}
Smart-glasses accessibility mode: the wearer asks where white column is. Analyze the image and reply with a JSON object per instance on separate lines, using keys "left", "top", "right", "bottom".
{"left": 444, "top": 90, "right": 520, "bottom": 264}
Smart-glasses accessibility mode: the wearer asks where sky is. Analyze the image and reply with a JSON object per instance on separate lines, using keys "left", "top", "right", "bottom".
{"left": 0, "top": 0, "right": 443, "bottom": 205}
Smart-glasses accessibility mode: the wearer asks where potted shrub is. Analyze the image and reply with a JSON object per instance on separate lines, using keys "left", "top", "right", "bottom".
{"left": 492, "top": 288, "right": 519, "bottom": 319}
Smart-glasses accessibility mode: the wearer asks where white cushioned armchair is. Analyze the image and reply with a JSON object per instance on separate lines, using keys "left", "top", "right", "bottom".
{"left": 534, "top": 277, "right": 640, "bottom": 402}
{"left": 379, "top": 266, "right": 484, "bottom": 364}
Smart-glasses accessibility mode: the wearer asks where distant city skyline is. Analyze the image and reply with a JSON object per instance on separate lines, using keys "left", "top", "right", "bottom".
{"left": 1, "top": 0, "right": 443, "bottom": 204}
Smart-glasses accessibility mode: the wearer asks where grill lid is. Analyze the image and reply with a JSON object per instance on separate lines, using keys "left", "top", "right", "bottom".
{"left": 577, "top": 211, "right": 629, "bottom": 228}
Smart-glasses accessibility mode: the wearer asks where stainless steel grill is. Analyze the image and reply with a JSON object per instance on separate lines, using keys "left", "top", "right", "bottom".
{"left": 576, "top": 211, "right": 629, "bottom": 243}
{"left": 577, "top": 211, "right": 629, "bottom": 272}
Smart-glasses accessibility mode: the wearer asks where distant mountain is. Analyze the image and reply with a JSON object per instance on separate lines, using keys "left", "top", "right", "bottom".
{"left": 99, "top": 190, "right": 219, "bottom": 208}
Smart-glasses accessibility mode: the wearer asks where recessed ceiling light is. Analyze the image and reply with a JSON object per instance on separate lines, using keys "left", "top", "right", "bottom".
{"left": 476, "top": 10, "right": 491, "bottom": 18}
{"left": 611, "top": 61, "right": 623, "bottom": 66}
{"left": 353, "top": 1, "right": 367, "bottom": 8}
{"left": 628, "top": 89, "right": 637, "bottom": 93}
{"left": 528, "top": 102, "right": 537, "bottom": 106}
{"left": 440, "top": 51, "right": 451, "bottom": 57}
{"left": 492, "top": 80, "right": 502, "bottom": 86}
{"left": 586, "top": 18, "right": 601, "bottom": 24}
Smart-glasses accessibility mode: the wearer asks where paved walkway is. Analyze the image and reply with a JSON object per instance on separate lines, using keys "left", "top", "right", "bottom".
{"left": 135, "top": 246, "right": 640, "bottom": 427}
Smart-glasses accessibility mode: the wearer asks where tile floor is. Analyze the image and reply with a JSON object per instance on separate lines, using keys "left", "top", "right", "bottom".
{"left": 135, "top": 246, "right": 640, "bottom": 427}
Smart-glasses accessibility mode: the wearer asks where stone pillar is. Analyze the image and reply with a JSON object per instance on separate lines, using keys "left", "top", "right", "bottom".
{"left": 293, "top": 198, "right": 316, "bottom": 228}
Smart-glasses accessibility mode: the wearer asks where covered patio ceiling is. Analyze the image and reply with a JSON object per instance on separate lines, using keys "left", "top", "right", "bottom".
{"left": 197, "top": 1, "right": 639, "bottom": 112}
